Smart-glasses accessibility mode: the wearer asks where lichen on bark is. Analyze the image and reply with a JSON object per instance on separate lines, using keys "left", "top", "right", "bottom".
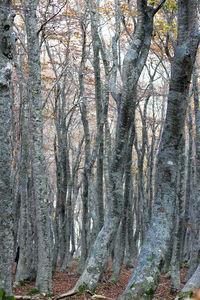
{"left": 0, "top": 0, "right": 15, "bottom": 296}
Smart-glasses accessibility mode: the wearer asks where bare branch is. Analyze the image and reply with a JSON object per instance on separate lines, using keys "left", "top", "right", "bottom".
{"left": 37, "top": 0, "right": 68, "bottom": 35}
{"left": 153, "top": 0, "right": 167, "bottom": 16}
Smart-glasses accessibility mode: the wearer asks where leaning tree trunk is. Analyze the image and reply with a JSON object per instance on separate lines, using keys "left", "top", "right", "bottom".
{"left": 0, "top": 1, "right": 15, "bottom": 296}
{"left": 24, "top": 0, "right": 52, "bottom": 294}
{"left": 74, "top": 0, "right": 165, "bottom": 291}
{"left": 182, "top": 263, "right": 200, "bottom": 292}
{"left": 120, "top": 0, "right": 200, "bottom": 299}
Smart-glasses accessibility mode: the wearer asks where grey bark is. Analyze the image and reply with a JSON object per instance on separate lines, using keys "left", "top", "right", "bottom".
{"left": 170, "top": 130, "right": 185, "bottom": 293}
{"left": 120, "top": 0, "right": 200, "bottom": 298}
{"left": 145, "top": 65, "right": 165, "bottom": 226}
{"left": 60, "top": 138, "right": 83, "bottom": 271}
{"left": 88, "top": 0, "right": 104, "bottom": 233}
{"left": 77, "top": 18, "right": 90, "bottom": 272}
{"left": 53, "top": 81, "right": 71, "bottom": 272}
{"left": 0, "top": 0, "right": 15, "bottom": 295}
{"left": 182, "top": 263, "right": 200, "bottom": 292}
{"left": 52, "top": 137, "right": 60, "bottom": 271}
{"left": 134, "top": 94, "right": 150, "bottom": 244}
{"left": 24, "top": 0, "right": 52, "bottom": 293}
{"left": 14, "top": 88, "right": 29, "bottom": 286}
{"left": 75, "top": 0, "right": 163, "bottom": 291}
{"left": 186, "top": 63, "right": 200, "bottom": 280}
{"left": 12, "top": 28, "right": 27, "bottom": 254}
{"left": 77, "top": 9, "right": 107, "bottom": 271}
{"left": 12, "top": 34, "right": 29, "bottom": 285}
{"left": 111, "top": 123, "right": 135, "bottom": 281}
{"left": 44, "top": 43, "right": 72, "bottom": 272}
{"left": 24, "top": 175, "right": 37, "bottom": 281}
{"left": 77, "top": 17, "right": 93, "bottom": 272}
{"left": 183, "top": 99, "right": 193, "bottom": 263}
{"left": 124, "top": 181, "right": 135, "bottom": 269}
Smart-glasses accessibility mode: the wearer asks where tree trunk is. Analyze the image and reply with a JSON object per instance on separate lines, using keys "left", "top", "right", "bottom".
{"left": 170, "top": 131, "right": 185, "bottom": 293}
{"left": 24, "top": 175, "right": 37, "bottom": 281}
{"left": 0, "top": 1, "right": 15, "bottom": 295}
{"left": 14, "top": 97, "right": 29, "bottom": 286}
{"left": 182, "top": 264, "right": 200, "bottom": 292}
{"left": 74, "top": 0, "right": 161, "bottom": 291}
{"left": 186, "top": 63, "right": 200, "bottom": 281}
{"left": 111, "top": 123, "right": 135, "bottom": 281}
{"left": 24, "top": 0, "right": 52, "bottom": 293}
{"left": 13, "top": 36, "right": 29, "bottom": 286}
{"left": 182, "top": 100, "right": 193, "bottom": 263}
{"left": 120, "top": 0, "right": 200, "bottom": 298}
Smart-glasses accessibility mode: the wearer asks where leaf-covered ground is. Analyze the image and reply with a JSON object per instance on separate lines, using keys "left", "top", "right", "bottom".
{"left": 13, "top": 261, "right": 188, "bottom": 299}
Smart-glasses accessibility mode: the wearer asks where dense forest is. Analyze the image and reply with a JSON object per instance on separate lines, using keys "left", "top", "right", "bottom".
{"left": 0, "top": 0, "right": 200, "bottom": 299}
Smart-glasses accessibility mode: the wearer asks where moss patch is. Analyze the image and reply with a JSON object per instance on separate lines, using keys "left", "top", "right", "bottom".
{"left": 78, "top": 284, "right": 89, "bottom": 294}
{"left": 4, "top": 296, "right": 15, "bottom": 300}
{"left": 145, "top": 287, "right": 154, "bottom": 296}
{"left": 0, "top": 290, "right": 15, "bottom": 300}
{"left": 24, "top": 288, "right": 39, "bottom": 296}
{"left": 0, "top": 290, "right": 5, "bottom": 300}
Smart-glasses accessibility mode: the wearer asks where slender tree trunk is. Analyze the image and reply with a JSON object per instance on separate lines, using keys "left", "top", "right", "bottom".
{"left": 183, "top": 99, "right": 193, "bottom": 262}
{"left": 52, "top": 138, "right": 60, "bottom": 270}
{"left": 124, "top": 180, "right": 135, "bottom": 269}
{"left": 14, "top": 97, "right": 29, "bottom": 285}
{"left": 24, "top": 175, "right": 37, "bottom": 281}
{"left": 13, "top": 36, "right": 30, "bottom": 286}
{"left": 24, "top": 0, "right": 52, "bottom": 293}
{"left": 89, "top": 0, "right": 104, "bottom": 233}
{"left": 186, "top": 63, "right": 200, "bottom": 280}
{"left": 77, "top": 20, "right": 92, "bottom": 272}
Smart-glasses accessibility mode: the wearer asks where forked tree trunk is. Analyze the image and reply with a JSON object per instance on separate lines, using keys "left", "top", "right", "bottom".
{"left": 120, "top": 0, "right": 199, "bottom": 298}
{"left": 74, "top": 0, "right": 165, "bottom": 291}
{"left": 0, "top": 0, "right": 15, "bottom": 296}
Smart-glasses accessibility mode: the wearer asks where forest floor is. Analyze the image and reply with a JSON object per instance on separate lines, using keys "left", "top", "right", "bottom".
{"left": 13, "top": 261, "right": 188, "bottom": 300}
